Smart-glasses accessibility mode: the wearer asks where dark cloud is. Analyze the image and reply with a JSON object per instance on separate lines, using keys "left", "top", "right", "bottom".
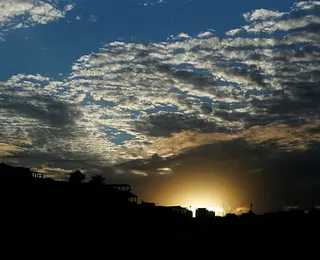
{"left": 246, "top": 52, "right": 264, "bottom": 61}
{"left": 155, "top": 63, "right": 216, "bottom": 90}
{"left": 113, "top": 153, "right": 167, "bottom": 174}
{"left": 170, "top": 93, "right": 194, "bottom": 110}
{"left": 249, "top": 82, "right": 320, "bottom": 124}
{"left": 0, "top": 95, "right": 90, "bottom": 168}
{"left": 134, "top": 112, "right": 221, "bottom": 137}
{"left": 257, "top": 144, "right": 320, "bottom": 209}
{"left": 0, "top": 95, "right": 83, "bottom": 126}
{"left": 213, "top": 109, "right": 268, "bottom": 128}
{"left": 245, "top": 33, "right": 320, "bottom": 124}
{"left": 114, "top": 134, "right": 320, "bottom": 212}
{"left": 222, "top": 65, "right": 268, "bottom": 87}
{"left": 200, "top": 103, "right": 213, "bottom": 114}
{"left": 214, "top": 110, "right": 246, "bottom": 122}
{"left": 2, "top": 148, "right": 112, "bottom": 182}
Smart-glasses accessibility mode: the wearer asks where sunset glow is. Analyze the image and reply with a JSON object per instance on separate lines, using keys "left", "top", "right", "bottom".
{"left": 181, "top": 194, "right": 227, "bottom": 217}
{"left": 207, "top": 206, "right": 226, "bottom": 217}
{"left": 189, "top": 205, "right": 226, "bottom": 217}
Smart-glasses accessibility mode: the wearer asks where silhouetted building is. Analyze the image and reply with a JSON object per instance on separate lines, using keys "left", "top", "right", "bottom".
{"left": 107, "top": 184, "right": 131, "bottom": 191}
{"left": 0, "top": 163, "right": 138, "bottom": 206}
{"left": 139, "top": 202, "right": 192, "bottom": 219}
{"left": 158, "top": 205, "right": 193, "bottom": 218}
{"left": 32, "top": 172, "right": 44, "bottom": 179}
{"left": 106, "top": 184, "right": 137, "bottom": 203}
{"left": 196, "top": 208, "right": 215, "bottom": 219}
{"left": 0, "top": 163, "right": 33, "bottom": 182}
{"left": 226, "top": 213, "right": 237, "bottom": 218}
{"left": 141, "top": 201, "right": 156, "bottom": 208}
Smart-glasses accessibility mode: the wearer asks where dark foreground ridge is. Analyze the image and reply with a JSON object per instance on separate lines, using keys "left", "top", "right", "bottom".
{"left": 0, "top": 163, "right": 319, "bottom": 257}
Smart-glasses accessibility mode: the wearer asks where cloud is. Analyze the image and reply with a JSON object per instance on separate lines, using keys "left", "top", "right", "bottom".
{"left": 294, "top": 1, "right": 320, "bottom": 10}
{"left": 34, "top": 165, "right": 73, "bottom": 180}
{"left": 150, "top": 130, "right": 235, "bottom": 156}
{"left": 0, "top": 96, "right": 83, "bottom": 126}
{"left": 243, "top": 9, "right": 287, "bottom": 21}
{"left": 176, "top": 32, "right": 190, "bottom": 39}
{"left": 0, "top": 142, "right": 25, "bottom": 156}
{"left": 197, "top": 31, "right": 214, "bottom": 38}
{"left": 242, "top": 15, "right": 320, "bottom": 34}
{"left": 147, "top": 119, "right": 320, "bottom": 157}
{"left": 0, "top": 0, "right": 74, "bottom": 39}
{"left": 89, "top": 14, "right": 98, "bottom": 23}
{"left": 226, "top": 28, "right": 242, "bottom": 36}
{"left": 141, "top": 0, "right": 167, "bottom": 6}
{"left": 154, "top": 63, "right": 217, "bottom": 91}
{"left": 134, "top": 112, "right": 220, "bottom": 137}
{"left": 115, "top": 119, "right": 320, "bottom": 212}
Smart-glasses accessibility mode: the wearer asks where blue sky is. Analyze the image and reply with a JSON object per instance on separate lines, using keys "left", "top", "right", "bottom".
{"left": 0, "top": 0, "right": 297, "bottom": 79}
{"left": 1, "top": 0, "right": 320, "bottom": 211}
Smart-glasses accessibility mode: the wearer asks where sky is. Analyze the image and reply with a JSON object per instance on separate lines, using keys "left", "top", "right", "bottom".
{"left": 1, "top": 0, "right": 320, "bottom": 214}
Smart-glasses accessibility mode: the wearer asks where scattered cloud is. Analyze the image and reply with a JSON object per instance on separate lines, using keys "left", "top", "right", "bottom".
{"left": 225, "top": 28, "right": 242, "bottom": 36}
{"left": 89, "top": 14, "right": 98, "bottom": 23}
{"left": 197, "top": 31, "right": 214, "bottom": 38}
{"left": 0, "top": 0, "right": 74, "bottom": 39}
{"left": 140, "top": 0, "right": 192, "bottom": 7}
{"left": 243, "top": 9, "right": 287, "bottom": 21}
{"left": 34, "top": 165, "right": 73, "bottom": 180}
{"left": 294, "top": 1, "right": 320, "bottom": 10}
{"left": 0, "top": 142, "right": 25, "bottom": 156}
{"left": 141, "top": 0, "right": 167, "bottom": 7}
{"left": 131, "top": 169, "right": 148, "bottom": 176}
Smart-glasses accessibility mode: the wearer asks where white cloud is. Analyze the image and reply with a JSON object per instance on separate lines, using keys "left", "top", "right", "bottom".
{"left": 141, "top": 0, "right": 167, "bottom": 6}
{"left": 243, "top": 9, "right": 287, "bottom": 21}
{"left": 243, "top": 15, "right": 320, "bottom": 34}
{"left": 64, "top": 4, "right": 73, "bottom": 12}
{"left": 294, "top": 1, "right": 320, "bottom": 10}
{"left": 197, "top": 31, "right": 214, "bottom": 38}
{"left": 89, "top": 14, "right": 98, "bottom": 23}
{"left": 177, "top": 32, "right": 191, "bottom": 38}
{"left": 226, "top": 28, "right": 242, "bottom": 36}
{"left": 0, "top": 0, "right": 74, "bottom": 38}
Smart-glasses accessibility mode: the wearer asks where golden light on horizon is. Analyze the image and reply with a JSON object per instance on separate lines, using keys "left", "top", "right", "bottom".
{"left": 189, "top": 205, "right": 226, "bottom": 217}
{"left": 160, "top": 176, "right": 239, "bottom": 217}
{"left": 180, "top": 193, "right": 227, "bottom": 217}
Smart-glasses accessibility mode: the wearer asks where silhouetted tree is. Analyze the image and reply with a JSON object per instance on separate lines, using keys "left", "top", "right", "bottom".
{"left": 89, "top": 174, "right": 105, "bottom": 185}
{"left": 69, "top": 170, "right": 85, "bottom": 183}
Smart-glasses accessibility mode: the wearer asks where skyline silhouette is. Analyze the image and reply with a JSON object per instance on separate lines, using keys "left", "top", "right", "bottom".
{"left": 1, "top": 162, "right": 319, "bottom": 216}
{"left": 1, "top": 161, "right": 319, "bottom": 257}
